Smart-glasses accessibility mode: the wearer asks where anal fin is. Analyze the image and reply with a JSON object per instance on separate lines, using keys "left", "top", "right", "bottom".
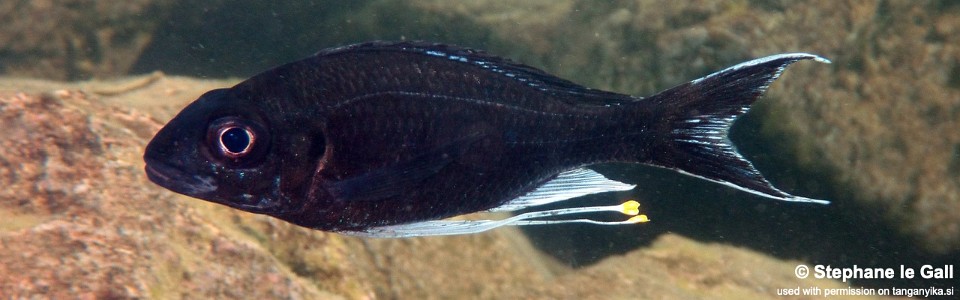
{"left": 339, "top": 200, "right": 649, "bottom": 238}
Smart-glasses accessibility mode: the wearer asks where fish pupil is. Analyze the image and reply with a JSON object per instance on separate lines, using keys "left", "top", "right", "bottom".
{"left": 221, "top": 127, "right": 251, "bottom": 154}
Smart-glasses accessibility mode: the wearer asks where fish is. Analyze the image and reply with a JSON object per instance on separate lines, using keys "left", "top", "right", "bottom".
{"left": 143, "top": 41, "right": 831, "bottom": 238}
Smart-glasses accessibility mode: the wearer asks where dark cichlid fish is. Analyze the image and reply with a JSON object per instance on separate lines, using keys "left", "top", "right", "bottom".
{"left": 144, "top": 41, "right": 830, "bottom": 237}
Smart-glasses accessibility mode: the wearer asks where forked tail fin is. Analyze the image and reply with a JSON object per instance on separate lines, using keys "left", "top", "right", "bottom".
{"left": 647, "top": 53, "right": 831, "bottom": 204}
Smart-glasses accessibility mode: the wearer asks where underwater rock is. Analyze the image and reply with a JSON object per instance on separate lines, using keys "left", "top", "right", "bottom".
{"left": 517, "top": 234, "right": 879, "bottom": 300}
{"left": 0, "top": 76, "right": 860, "bottom": 299}
{"left": 761, "top": 1, "right": 960, "bottom": 255}
{"left": 0, "top": 85, "right": 351, "bottom": 298}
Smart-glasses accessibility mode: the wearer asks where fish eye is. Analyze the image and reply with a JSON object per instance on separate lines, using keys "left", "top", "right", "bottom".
{"left": 218, "top": 126, "right": 253, "bottom": 157}
{"left": 207, "top": 117, "right": 269, "bottom": 165}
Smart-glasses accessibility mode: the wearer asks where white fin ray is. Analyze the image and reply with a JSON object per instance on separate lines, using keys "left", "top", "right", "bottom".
{"left": 339, "top": 200, "right": 648, "bottom": 238}
{"left": 488, "top": 168, "right": 635, "bottom": 212}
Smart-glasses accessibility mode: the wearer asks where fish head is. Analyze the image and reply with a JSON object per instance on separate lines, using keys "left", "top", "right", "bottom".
{"left": 144, "top": 87, "right": 311, "bottom": 215}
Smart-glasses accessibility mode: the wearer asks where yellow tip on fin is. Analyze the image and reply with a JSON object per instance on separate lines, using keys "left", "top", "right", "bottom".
{"left": 620, "top": 200, "right": 640, "bottom": 216}
{"left": 627, "top": 215, "right": 650, "bottom": 223}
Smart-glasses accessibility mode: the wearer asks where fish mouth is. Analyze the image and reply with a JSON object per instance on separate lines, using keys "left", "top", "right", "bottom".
{"left": 144, "top": 159, "right": 218, "bottom": 196}
{"left": 144, "top": 159, "right": 286, "bottom": 214}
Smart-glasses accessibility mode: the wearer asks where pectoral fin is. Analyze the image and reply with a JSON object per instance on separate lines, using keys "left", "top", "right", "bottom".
{"left": 323, "top": 134, "right": 482, "bottom": 202}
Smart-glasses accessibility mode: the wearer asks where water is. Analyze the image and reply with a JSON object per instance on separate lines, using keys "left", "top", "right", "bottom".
{"left": 2, "top": 1, "right": 958, "bottom": 298}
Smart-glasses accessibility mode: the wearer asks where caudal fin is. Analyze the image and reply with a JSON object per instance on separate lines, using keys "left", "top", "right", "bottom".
{"left": 646, "top": 53, "right": 830, "bottom": 204}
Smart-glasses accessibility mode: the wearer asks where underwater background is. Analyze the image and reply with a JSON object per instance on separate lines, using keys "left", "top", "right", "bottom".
{"left": 1, "top": 0, "right": 958, "bottom": 298}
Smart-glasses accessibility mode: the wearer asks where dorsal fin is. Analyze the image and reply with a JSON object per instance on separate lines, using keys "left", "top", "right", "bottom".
{"left": 315, "top": 41, "right": 636, "bottom": 104}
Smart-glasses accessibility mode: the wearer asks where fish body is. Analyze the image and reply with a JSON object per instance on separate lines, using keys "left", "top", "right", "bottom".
{"left": 144, "top": 41, "right": 829, "bottom": 237}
